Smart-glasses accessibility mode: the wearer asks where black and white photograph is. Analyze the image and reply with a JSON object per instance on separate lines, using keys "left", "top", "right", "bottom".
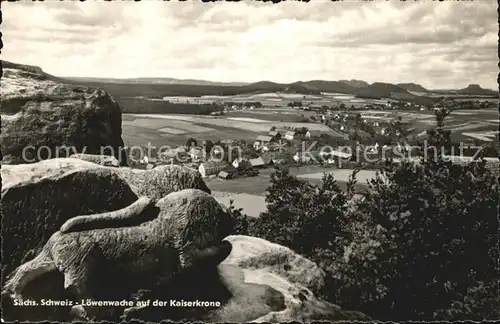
{"left": 0, "top": 0, "right": 499, "bottom": 322}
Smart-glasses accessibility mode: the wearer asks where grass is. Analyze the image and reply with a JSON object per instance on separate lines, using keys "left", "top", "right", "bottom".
{"left": 226, "top": 111, "right": 306, "bottom": 123}
{"left": 122, "top": 122, "right": 260, "bottom": 148}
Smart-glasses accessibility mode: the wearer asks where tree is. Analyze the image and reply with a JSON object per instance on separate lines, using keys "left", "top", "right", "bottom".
{"left": 203, "top": 139, "right": 214, "bottom": 155}
{"left": 270, "top": 126, "right": 277, "bottom": 132}
{"left": 250, "top": 166, "right": 349, "bottom": 257}
{"left": 227, "top": 200, "right": 251, "bottom": 235}
{"left": 247, "top": 109, "right": 499, "bottom": 321}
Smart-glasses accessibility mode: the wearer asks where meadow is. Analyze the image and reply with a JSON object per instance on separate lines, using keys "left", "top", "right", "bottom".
{"left": 116, "top": 91, "right": 396, "bottom": 114}
{"left": 122, "top": 110, "right": 338, "bottom": 147}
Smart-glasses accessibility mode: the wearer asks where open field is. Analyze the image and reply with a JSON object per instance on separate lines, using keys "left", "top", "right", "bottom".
{"left": 119, "top": 106, "right": 497, "bottom": 216}
{"left": 207, "top": 166, "right": 373, "bottom": 217}
{"left": 125, "top": 91, "right": 398, "bottom": 111}
{"left": 297, "top": 169, "right": 378, "bottom": 182}
{"left": 206, "top": 166, "right": 371, "bottom": 195}
{"left": 122, "top": 124, "right": 260, "bottom": 147}
{"left": 226, "top": 110, "right": 309, "bottom": 122}
{"left": 212, "top": 191, "right": 266, "bottom": 218}
{"left": 346, "top": 108, "right": 498, "bottom": 143}
{"left": 122, "top": 106, "right": 498, "bottom": 149}
{"left": 226, "top": 117, "right": 272, "bottom": 123}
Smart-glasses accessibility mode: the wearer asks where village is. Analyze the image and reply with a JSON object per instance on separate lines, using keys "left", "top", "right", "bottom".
{"left": 135, "top": 125, "right": 361, "bottom": 180}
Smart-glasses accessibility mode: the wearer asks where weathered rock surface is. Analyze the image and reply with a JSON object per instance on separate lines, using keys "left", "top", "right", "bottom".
{"left": 114, "top": 163, "right": 211, "bottom": 201}
{"left": 0, "top": 61, "right": 127, "bottom": 165}
{"left": 213, "top": 235, "right": 371, "bottom": 322}
{"left": 1, "top": 158, "right": 211, "bottom": 277}
{"left": 2, "top": 231, "right": 369, "bottom": 322}
{"left": 69, "top": 153, "right": 120, "bottom": 167}
{"left": 1, "top": 159, "right": 138, "bottom": 278}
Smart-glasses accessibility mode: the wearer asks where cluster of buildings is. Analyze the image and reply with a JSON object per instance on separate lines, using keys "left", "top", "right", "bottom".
{"left": 137, "top": 140, "right": 280, "bottom": 180}
{"left": 252, "top": 129, "right": 312, "bottom": 152}
{"left": 197, "top": 153, "right": 278, "bottom": 179}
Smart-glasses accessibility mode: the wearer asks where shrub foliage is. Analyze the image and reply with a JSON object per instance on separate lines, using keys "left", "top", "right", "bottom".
{"left": 246, "top": 111, "right": 499, "bottom": 320}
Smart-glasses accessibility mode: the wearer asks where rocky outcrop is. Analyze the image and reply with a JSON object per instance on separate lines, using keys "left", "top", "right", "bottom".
{"left": 213, "top": 236, "right": 371, "bottom": 322}
{"left": 0, "top": 61, "right": 127, "bottom": 165}
{"left": 2, "top": 190, "right": 234, "bottom": 322}
{"left": 1, "top": 159, "right": 138, "bottom": 278}
{"left": 114, "top": 164, "right": 211, "bottom": 201}
{"left": 2, "top": 231, "right": 370, "bottom": 322}
{"left": 69, "top": 153, "right": 120, "bottom": 167}
{"left": 1, "top": 158, "right": 211, "bottom": 277}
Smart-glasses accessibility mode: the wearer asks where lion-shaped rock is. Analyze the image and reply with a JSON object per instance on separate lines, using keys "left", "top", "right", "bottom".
{"left": 69, "top": 153, "right": 121, "bottom": 167}
{"left": 1, "top": 158, "right": 211, "bottom": 277}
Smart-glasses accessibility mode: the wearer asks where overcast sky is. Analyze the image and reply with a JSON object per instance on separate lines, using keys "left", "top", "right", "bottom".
{"left": 3, "top": 0, "right": 498, "bottom": 89}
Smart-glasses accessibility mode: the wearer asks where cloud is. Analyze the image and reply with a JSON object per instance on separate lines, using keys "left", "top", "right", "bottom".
{"left": 2, "top": 0, "right": 497, "bottom": 89}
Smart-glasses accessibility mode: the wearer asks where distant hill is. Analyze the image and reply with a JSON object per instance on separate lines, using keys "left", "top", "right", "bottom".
{"left": 3, "top": 60, "right": 44, "bottom": 74}
{"left": 353, "top": 82, "right": 436, "bottom": 106}
{"left": 2, "top": 60, "right": 66, "bottom": 83}
{"left": 283, "top": 82, "right": 321, "bottom": 95}
{"left": 300, "top": 80, "right": 358, "bottom": 94}
{"left": 5, "top": 60, "right": 485, "bottom": 106}
{"left": 398, "top": 83, "right": 428, "bottom": 92}
{"left": 66, "top": 76, "right": 248, "bottom": 87}
{"left": 456, "top": 84, "right": 498, "bottom": 96}
{"left": 241, "top": 81, "right": 287, "bottom": 93}
{"left": 339, "top": 79, "right": 369, "bottom": 88}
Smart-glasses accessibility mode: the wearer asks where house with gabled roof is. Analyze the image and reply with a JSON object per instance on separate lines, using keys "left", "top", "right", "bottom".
{"left": 284, "top": 130, "right": 296, "bottom": 141}
{"left": 189, "top": 147, "right": 204, "bottom": 162}
{"left": 232, "top": 157, "right": 250, "bottom": 169}
{"left": 218, "top": 170, "right": 232, "bottom": 180}
{"left": 260, "top": 152, "right": 274, "bottom": 165}
{"left": 249, "top": 157, "right": 266, "bottom": 168}
{"left": 253, "top": 135, "right": 274, "bottom": 150}
{"left": 198, "top": 160, "right": 228, "bottom": 177}
{"left": 268, "top": 131, "right": 281, "bottom": 141}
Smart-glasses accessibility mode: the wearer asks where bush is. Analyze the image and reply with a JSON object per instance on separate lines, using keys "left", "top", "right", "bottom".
{"left": 226, "top": 200, "right": 251, "bottom": 236}
{"left": 249, "top": 110, "right": 499, "bottom": 320}
{"left": 330, "top": 157, "right": 499, "bottom": 320}
{"left": 327, "top": 111, "right": 499, "bottom": 320}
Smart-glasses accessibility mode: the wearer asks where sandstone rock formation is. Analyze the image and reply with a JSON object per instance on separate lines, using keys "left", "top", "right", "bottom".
{"left": 69, "top": 153, "right": 120, "bottom": 167}
{"left": 0, "top": 61, "right": 127, "bottom": 165}
{"left": 1, "top": 158, "right": 211, "bottom": 277}
{"left": 121, "top": 235, "right": 371, "bottom": 322}
{"left": 114, "top": 163, "right": 211, "bottom": 201}
{"left": 214, "top": 235, "right": 371, "bottom": 322}
{"left": 2, "top": 189, "right": 234, "bottom": 322}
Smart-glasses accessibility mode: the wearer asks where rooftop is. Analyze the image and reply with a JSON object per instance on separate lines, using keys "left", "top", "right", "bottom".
{"left": 249, "top": 157, "right": 266, "bottom": 166}
{"left": 200, "top": 160, "right": 228, "bottom": 169}
{"left": 256, "top": 135, "right": 273, "bottom": 142}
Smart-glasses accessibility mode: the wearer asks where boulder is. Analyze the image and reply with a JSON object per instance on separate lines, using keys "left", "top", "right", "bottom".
{"left": 2, "top": 189, "right": 234, "bottom": 322}
{"left": 114, "top": 164, "right": 211, "bottom": 201}
{"left": 211, "top": 235, "right": 371, "bottom": 322}
{"left": 1, "top": 158, "right": 211, "bottom": 277}
{"left": 0, "top": 61, "right": 127, "bottom": 165}
{"left": 69, "top": 153, "right": 120, "bottom": 167}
